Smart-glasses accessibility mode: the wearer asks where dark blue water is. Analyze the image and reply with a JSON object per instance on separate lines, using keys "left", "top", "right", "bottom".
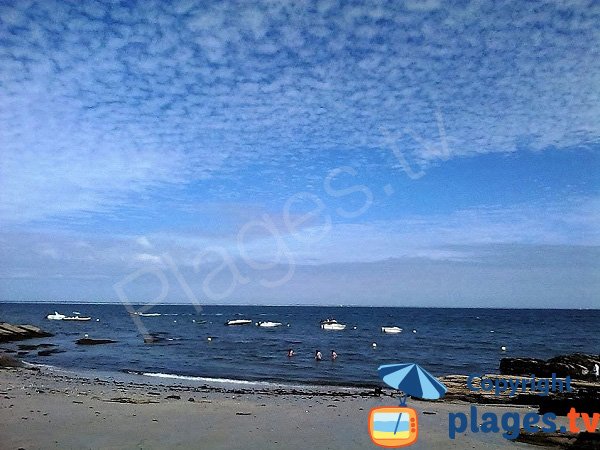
{"left": 1, "top": 303, "right": 599, "bottom": 387}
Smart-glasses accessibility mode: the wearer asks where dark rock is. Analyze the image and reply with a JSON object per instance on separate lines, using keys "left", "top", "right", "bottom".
{"left": 38, "top": 348, "right": 66, "bottom": 356}
{"left": 18, "top": 343, "right": 56, "bottom": 351}
{"left": 188, "top": 397, "right": 195, "bottom": 402}
{"left": 0, "top": 354, "right": 24, "bottom": 368}
{"left": 500, "top": 353, "right": 600, "bottom": 381}
{"left": 75, "top": 338, "right": 117, "bottom": 345}
{"left": 165, "top": 395, "right": 181, "bottom": 400}
{"left": 516, "top": 430, "right": 600, "bottom": 449}
{"left": 143, "top": 334, "right": 165, "bottom": 344}
{"left": 516, "top": 430, "right": 577, "bottom": 448}
{"left": 499, "top": 357, "right": 545, "bottom": 376}
{"left": 573, "top": 432, "right": 600, "bottom": 450}
{"left": 539, "top": 388, "right": 600, "bottom": 416}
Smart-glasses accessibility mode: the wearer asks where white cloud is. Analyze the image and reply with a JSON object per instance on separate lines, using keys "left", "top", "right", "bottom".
{"left": 0, "top": 0, "right": 598, "bottom": 224}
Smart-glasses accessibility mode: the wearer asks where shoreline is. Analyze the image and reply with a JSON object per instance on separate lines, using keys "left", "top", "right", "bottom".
{"left": 0, "top": 365, "right": 566, "bottom": 450}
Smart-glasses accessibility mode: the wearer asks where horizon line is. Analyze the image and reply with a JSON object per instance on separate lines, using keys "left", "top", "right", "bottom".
{"left": 0, "top": 300, "right": 598, "bottom": 310}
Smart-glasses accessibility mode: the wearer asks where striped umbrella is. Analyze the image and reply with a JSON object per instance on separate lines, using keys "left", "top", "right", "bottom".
{"left": 378, "top": 363, "right": 447, "bottom": 402}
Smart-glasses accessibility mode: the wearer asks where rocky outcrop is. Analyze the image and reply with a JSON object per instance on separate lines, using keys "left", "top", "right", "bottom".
{"left": 440, "top": 374, "right": 600, "bottom": 416}
{"left": 0, "top": 323, "right": 53, "bottom": 343}
{"left": 500, "top": 354, "right": 600, "bottom": 381}
{"left": 516, "top": 431, "right": 600, "bottom": 449}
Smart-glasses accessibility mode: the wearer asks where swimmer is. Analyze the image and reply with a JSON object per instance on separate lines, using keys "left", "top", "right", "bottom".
{"left": 315, "top": 350, "right": 322, "bottom": 361}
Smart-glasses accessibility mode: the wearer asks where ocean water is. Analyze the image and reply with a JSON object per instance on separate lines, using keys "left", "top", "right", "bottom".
{"left": 1, "top": 303, "right": 599, "bottom": 387}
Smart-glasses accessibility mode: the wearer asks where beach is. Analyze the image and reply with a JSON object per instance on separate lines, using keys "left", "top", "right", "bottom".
{"left": 0, "top": 366, "right": 570, "bottom": 450}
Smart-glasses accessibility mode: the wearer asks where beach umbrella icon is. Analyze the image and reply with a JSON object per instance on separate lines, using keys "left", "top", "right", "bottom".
{"left": 378, "top": 363, "right": 447, "bottom": 405}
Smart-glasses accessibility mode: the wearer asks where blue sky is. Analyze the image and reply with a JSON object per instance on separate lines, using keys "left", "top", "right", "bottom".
{"left": 0, "top": 0, "right": 598, "bottom": 306}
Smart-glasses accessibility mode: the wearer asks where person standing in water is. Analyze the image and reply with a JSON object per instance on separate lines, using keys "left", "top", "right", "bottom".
{"left": 315, "top": 350, "right": 322, "bottom": 361}
{"left": 331, "top": 350, "right": 338, "bottom": 361}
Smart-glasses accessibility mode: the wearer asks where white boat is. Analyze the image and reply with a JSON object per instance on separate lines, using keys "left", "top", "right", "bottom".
{"left": 256, "top": 321, "right": 282, "bottom": 328}
{"left": 225, "top": 319, "right": 252, "bottom": 326}
{"left": 46, "top": 311, "right": 66, "bottom": 320}
{"left": 47, "top": 311, "right": 91, "bottom": 321}
{"left": 320, "top": 319, "right": 346, "bottom": 331}
{"left": 63, "top": 315, "right": 92, "bottom": 321}
{"left": 381, "top": 326, "right": 402, "bottom": 334}
{"left": 133, "top": 312, "right": 161, "bottom": 317}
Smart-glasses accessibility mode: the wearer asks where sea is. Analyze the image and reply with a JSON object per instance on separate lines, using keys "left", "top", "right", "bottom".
{"left": 1, "top": 303, "right": 599, "bottom": 387}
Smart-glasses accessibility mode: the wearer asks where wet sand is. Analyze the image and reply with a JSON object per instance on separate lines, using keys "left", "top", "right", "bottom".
{"left": 0, "top": 366, "right": 564, "bottom": 450}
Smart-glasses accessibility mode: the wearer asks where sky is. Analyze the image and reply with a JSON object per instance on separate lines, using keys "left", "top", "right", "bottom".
{"left": 0, "top": 0, "right": 599, "bottom": 307}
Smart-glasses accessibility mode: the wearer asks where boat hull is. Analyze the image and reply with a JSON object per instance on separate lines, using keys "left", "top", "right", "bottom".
{"left": 381, "top": 326, "right": 402, "bottom": 334}
{"left": 225, "top": 319, "right": 252, "bottom": 326}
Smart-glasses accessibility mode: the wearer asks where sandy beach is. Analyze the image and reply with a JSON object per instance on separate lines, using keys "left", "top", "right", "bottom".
{"left": 0, "top": 366, "right": 567, "bottom": 450}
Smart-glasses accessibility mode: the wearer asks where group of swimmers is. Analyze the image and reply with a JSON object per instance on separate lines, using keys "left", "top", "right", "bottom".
{"left": 287, "top": 349, "right": 338, "bottom": 361}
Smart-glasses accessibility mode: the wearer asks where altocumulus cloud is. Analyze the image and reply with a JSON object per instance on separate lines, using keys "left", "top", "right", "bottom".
{"left": 1, "top": 0, "right": 599, "bottom": 222}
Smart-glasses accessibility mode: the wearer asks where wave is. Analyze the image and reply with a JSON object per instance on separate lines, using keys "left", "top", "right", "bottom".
{"left": 138, "top": 371, "right": 284, "bottom": 387}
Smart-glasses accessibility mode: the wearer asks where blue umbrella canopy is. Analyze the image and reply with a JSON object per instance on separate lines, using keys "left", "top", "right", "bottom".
{"left": 378, "top": 363, "right": 447, "bottom": 400}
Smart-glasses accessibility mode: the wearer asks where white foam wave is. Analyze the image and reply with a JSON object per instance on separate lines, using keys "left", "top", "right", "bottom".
{"left": 140, "top": 372, "right": 281, "bottom": 386}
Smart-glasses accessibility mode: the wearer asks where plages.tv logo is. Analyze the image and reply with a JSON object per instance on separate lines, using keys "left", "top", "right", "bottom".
{"left": 369, "top": 363, "right": 447, "bottom": 448}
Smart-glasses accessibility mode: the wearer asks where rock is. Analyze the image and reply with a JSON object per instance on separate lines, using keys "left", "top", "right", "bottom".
{"left": 440, "top": 373, "right": 600, "bottom": 416}
{"left": 188, "top": 397, "right": 195, "bottom": 402}
{"left": 500, "top": 353, "right": 600, "bottom": 381}
{"left": 499, "top": 357, "right": 545, "bottom": 376}
{"left": 75, "top": 338, "right": 117, "bottom": 345}
{"left": 165, "top": 395, "right": 181, "bottom": 400}
{"left": 0, "top": 354, "right": 24, "bottom": 368}
{"left": 573, "top": 432, "right": 600, "bottom": 450}
{"left": 18, "top": 343, "right": 56, "bottom": 350}
{"left": 516, "top": 430, "right": 600, "bottom": 449}
{"left": 143, "top": 334, "right": 165, "bottom": 344}
{"left": 516, "top": 430, "right": 577, "bottom": 448}
{"left": 38, "top": 348, "right": 65, "bottom": 356}
{"left": 0, "top": 323, "right": 53, "bottom": 343}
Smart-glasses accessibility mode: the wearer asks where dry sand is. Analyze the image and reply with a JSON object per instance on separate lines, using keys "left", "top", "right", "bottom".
{"left": 0, "top": 367, "right": 561, "bottom": 450}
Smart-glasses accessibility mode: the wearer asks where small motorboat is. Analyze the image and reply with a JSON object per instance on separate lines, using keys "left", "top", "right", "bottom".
{"left": 256, "top": 321, "right": 282, "bottom": 328}
{"left": 320, "top": 319, "right": 346, "bottom": 331}
{"left": 63, "top": 315, "right": 92, "bottom": 321}
{"left": 46, "top": 311, "right": 66, "bottom": 320}
{"left": 381, "top": 326, "right": 402, "bottom": 334}
{"left": 225, "top": 319, "right": 252, "bottom": 326}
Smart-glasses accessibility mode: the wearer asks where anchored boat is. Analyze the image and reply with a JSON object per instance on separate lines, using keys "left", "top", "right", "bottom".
{"left": 381, "top": 326, "right": 402, "bottom": 334}
{"left": 47, "top": 311, "right": 91, "bottom": 321}
{"left": 225, "top": 319, "right": 252, "bottom": 326}
{"left": 256, "top": 321, "right": 282, "bottom": 328}
{"left": 320, "top": 319, "right": 347, "bottom": 331}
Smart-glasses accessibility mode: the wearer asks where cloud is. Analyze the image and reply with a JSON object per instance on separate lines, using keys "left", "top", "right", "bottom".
{"left": 0, "top": 0, "right": 599, "bottom": 222}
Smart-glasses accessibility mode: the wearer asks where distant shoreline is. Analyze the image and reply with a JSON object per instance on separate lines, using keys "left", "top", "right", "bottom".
{"left": 2, "top": 301, "right": 599, "bottom": 310}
